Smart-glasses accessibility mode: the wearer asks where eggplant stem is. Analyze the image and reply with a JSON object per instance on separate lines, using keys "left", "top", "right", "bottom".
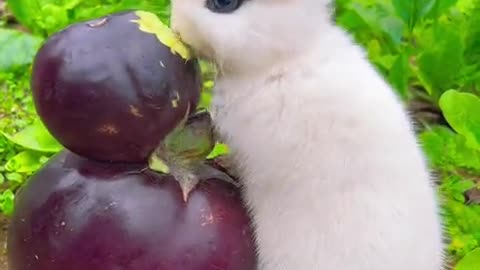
{"left": 147, "top": 109, "right": 238, "bottom": 201}
{"left": 174, "top": 172, "right": 199, "bottom": 202}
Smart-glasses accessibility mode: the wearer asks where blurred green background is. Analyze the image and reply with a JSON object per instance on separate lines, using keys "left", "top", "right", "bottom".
{"left": 0, "top": 0, "right": 480, "bottom": 269}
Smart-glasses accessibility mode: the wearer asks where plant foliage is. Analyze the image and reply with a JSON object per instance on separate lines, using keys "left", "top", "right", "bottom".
{"left": 1, "top": 0, "right": 480, "bottom": 268}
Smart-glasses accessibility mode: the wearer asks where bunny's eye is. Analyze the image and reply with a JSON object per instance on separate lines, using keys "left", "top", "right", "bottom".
{"left": 206, "top": 0, "right": 243, "bottom": 13}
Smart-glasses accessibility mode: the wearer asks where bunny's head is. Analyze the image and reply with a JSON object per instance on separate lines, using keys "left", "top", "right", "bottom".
{"left": 171, "top": 0, "right": 333, "bottom": 75}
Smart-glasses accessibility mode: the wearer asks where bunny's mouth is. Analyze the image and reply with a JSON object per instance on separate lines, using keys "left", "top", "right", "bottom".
{"left": 180, "top": 38, "right": 217, "bottom": 64}
{"left": 170, "top": 25, "right": 217, "bottom": 66}
{"left": 170, "top": 30, "right": 202, "bottom": 57}
{"left": 193, "top": 46, "right": 217, "bottom": 62}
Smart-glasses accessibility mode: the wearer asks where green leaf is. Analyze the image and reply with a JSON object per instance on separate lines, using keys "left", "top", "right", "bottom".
{"left": 347, "top": 2, "right": 384, "bottom": 32}
{"left": 63, "top": 0, "right": 83, "bottom": 10}
{"left": 417, "top": 27, "right": 464, "bottom": 96}
{"left": 439, "top": 90, "right": 480, "bottom": 149}
{"left": 447, "top": 215, "right": 480, "bottom": 257}
{"left": 416, "top": 0, "right": 438, "bottom": 18}
{"left": 455, "top": 248, "right": 480, "bottom": 270}
{"left": 1, "top": 120, "right": 63, "bottom": 153}
{"left": 456, "top": 0, "right": 479, "bottom": 13}
{"left": 392, "top": 0, "right": 436, "bottom": 29}
{"left": 36, "top": 4, "right": 71, "bottom": 35}
{"left": 5, "top": 150, "right": 45, "bottom": 173}
{"left": 0, "top": 189, "right": 15, "bottom": 216}
{"left": 426, "top": 0, "right": 457, "bottom": 19}
{"left": 207, "top": 143, "right": 230, "bottom": 159}
{"left": 388, "top": 53, "right": 409, "bottom": 99}
{"left": 336, "top": 7, "right": 366, "bottom": 31}
{"left": 7, "top": 0, "right": 172, "bottom": 36}
{"left": 420, "top": 126, "right": 480, "bottom": 170}
{"left": 420, "top": 127, "right": 453, "bottom": 166}
{"left": 391, "top": 0, "right": 411, "bottom": 24}
{"left": 0, "top": 28, "right": 43, "bottom": 72}
{"left": 6, "top": 0, "right": 42, "bottom": 31}
{"left": 379, "top": 16, "right": 405, "bottom": 45}
{"left": 5, "top": 172, "right": 22, "bottom": 185}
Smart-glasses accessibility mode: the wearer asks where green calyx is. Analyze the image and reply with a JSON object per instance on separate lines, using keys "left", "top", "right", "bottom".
{"left": 149, "top": 108, "right": 215, "bottom": 173}
{"left": 164, "top": 109, "right": 216, "bottom": 163}
{"left": 148, "top": 109, "right": 236, "bottom": 201}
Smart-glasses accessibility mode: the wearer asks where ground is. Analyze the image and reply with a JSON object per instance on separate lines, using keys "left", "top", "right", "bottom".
{"left": 0, "top": 215, "right": 9, "bottom": 270}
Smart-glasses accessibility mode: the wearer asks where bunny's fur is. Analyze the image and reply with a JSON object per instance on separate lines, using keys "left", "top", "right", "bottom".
{"left": 171, "top": 0, "right": 446, "bottom": 269}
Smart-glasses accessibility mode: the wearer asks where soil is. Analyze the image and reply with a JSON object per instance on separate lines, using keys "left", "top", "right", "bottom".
{"left": 0, "top": 215, "right": 8, "bottom": 270}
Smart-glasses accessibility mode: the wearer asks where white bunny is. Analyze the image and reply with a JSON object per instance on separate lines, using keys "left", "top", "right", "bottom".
{"left": 170, "top": 0, "right": 446, "bottom": 269}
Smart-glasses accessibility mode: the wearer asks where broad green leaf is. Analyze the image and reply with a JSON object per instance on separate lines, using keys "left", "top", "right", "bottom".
{"left": 5, "top": 150, "right": 45, "bottom": 173}
{"left": 336, "top": 8, "right": 366, "bottom": 31}
{"left": 391, "top": 0, "right": 412, "bottom": 25}
{"left": 392, "top": 0, "right": 437, "bottom": 29}
{"left": 379, "top": 16, "right": 405, "bottom": 45}
{"left": 439, "top": 90, "right": 480, "bottom": 149}
{"left": 347, "top": 2, "right": 383, "bottom": 31}
{"left": 6, "top": 0, "right": 42, "bottom": 32}
{"left": 417, "top": 27, "right": 464, "bottom": 96}
{"left": 388, "top": 53, "right": 409, "bottom": 99}
{"left": 0, "top": 28, "right": 43, "bottom": 72}
{"left": 1, "top": 120, "right": 63, "bottom": 153}
{"left": 455, "top": 248, "right": 480, "bottom": 270}
{"left": 416, "top": 0, "right": 438, "bottom": 18}
{"left": 426, "top": 0, "right": 457, "bottom": 19}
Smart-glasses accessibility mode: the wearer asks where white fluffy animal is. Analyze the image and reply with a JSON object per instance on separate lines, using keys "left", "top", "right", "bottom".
{"left": 170, "top": 0, "right": 446, "bottom": 269}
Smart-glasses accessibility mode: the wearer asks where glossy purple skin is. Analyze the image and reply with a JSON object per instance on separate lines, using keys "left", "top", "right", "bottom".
{"left": 7, "top": 151, "right": 257, "bottom": 270}
{"left": 31, "top": 11, "right": 201, "bottom": 162}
